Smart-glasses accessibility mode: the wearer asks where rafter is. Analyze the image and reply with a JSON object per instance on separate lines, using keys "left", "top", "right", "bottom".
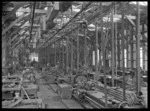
{"left": 9, "top": 27, "right": 29, "bottom": 45}
{"left": 38, "top": 2, "right": 92, "bottom": 49}
{"left": 11, "top": 32, "right": 28, "bottom": 50}
{"left": 6, "top": 15, "right": 30, "bottom": 42}
{"left": 2, "top": 13, "right": 29, "bottom": 35}
{"left": 2, "top": 2, "right": 29, "bottom": 24}
{"left": 21, "top": 23, "right": 40, "bottom": 27}
{"left": 3, "top": 7, "right": 47, "bottom": 14}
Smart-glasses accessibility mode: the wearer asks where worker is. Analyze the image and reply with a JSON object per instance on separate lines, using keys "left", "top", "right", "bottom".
{"left": 31, "top": 58, "right": 37, "bottom": 68}
{"left": 8, "top": 63, "right": 13, "bottom": 75}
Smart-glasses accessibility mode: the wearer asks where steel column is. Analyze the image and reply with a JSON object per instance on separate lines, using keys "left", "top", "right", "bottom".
{"left": 58, "top": 41, "right": 60, "bottom": 64}
{"left": 121, "top": 2, "right": 126, "bottom": 101}
{"left": 54, "top": 41, "right": 56, "bottom": 66}
{"left": 66, "top": 36, "right": 69, "bottom": 73}
{"left": 71, "top": 33, "right": 74, "bottom": 77}
{"left": 114, "top": 2, "right": 118, "bottom": 80}
{"left": 111, "top": 5, "right": 115, "bottom": 87}
{"left": 142, "top": 23, "right": 145, "bottom": 70}
{"left": 84, "top": 26, "right": 87, "bottom": 66}
{"left": 117, "top": 36, "right": 120, "bottom": 68}
{"left": 62, "top": 38, "right": 64, "bottom": 69}
{"left": 136, "top": 2, "right": 141, "bottom": 96}
{"left": 100, "top": 2, "right": 108, "bottom": 108}
{"left": 130, "top": 26, "right": 134, "bottom": 69}
{"left": 95, "top": 18, "right": 99, "bottom": 82}
{"left": 77, "top": 27, "right": 79, "bottom": 73}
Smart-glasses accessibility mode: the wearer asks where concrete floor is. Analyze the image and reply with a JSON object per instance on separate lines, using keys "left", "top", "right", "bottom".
{"left": 35, "top": 73, "right": 83, "bottom": 109}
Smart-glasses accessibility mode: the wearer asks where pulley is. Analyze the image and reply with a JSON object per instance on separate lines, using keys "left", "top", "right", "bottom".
{"left": 73, "top": 74, "right": 88, "bottom": 88}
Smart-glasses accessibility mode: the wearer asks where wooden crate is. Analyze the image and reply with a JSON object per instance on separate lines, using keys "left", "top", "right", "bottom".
{"left": 57, "top": 83, "right": 72, "bottom": 99}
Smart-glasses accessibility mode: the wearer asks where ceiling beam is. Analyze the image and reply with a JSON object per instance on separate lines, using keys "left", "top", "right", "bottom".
{"left": 42, "top": 3, "right": 113, "bottom": 48}
{"left": 6, "top": 15, "right": 30, "bottom": 42}
{"left": 105, "top": 14, "right": 136, "bottom": 19}
{"left": 21, "top": 23, "right": 40, "bottom": 27}
{"left": 2, "top": 13, "right": 29, "bottom": 35}
{"left": 38, "top": 2, "right": 92, "bottom": 49}
{"left": 3, "top": 7, "right": 47, "bottom": 13}
{"left": 2, "top": 2, "right": 29, "bottom": 24}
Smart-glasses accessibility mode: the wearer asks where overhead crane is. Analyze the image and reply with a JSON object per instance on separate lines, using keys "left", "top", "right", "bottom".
{"left": 2, "top": 1, "right": 147, "bottom": 109}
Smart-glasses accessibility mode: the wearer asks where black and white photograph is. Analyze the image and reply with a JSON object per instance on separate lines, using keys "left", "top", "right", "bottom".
{"left": 2, "top": 1, "right": 147, "bottom": 109}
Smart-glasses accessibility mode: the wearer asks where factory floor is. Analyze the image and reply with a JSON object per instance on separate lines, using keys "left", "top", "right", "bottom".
{"left": 35, "top": 72, "right": 83, "bottom": 109}
{"left": 35, "top": 72, "right": 148, "bottom": 109}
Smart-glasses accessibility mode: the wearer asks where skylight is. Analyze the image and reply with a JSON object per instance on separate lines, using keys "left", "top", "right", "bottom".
{"left": 72, "top": 5, "right": 80, "bottom": 12}
{"left": 130, "top": 1, "right": 148, "bottom": 6}
{"left": 44, "top": 7, "right": 48, "bottom": 10}
{"left": 16, "top": 10, "right": 24, "bottom": 17}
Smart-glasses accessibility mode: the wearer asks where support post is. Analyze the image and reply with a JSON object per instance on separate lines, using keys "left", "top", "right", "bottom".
{"left": 45, "top": 46, "right": 47, "bottom": 65}
{"left": 84, "top": 26, "right": 87, "bottom": 67}
{"left": 54, "top": 41, "right": 56, "bottom": 66}
{"left": 130, "top": 26, "right": 134, "bottom": 69}
{"left": 117, "top": 36, "right": 120, "bottom": 68}
{"left": 121, "top": 2, "right": 126, "bottom": 101}
{"left": 100, "top": 2, "right": 108, "bottom": 107}
{"left": 136, "top": 2, "right": 141, "bottom": 96}
{"left": 71, "top": 33, "right": 74, "bottom": 77}
{"left": 142, "top": 23, "right": 145, "bottom": 70}
{"left": 66, "top": 36, "right": 69, "bottom": 73}
{"left": 95, "top": 19, "right": 99, "bottom": 82}
{"left": 58, "top": 41, "right": 60, "bottom": 65}
{"left": 111, "top": 5, "right": 115, "bottom": 87}
{"left": 114, "top": 2, "right": 118, "bottom": 80}
{"left": 77, "top": 27, "right": 79, "bottom": 74}
{"left": 126, "top": 31, "right": 129, "bottom": 68}
{"left": 62, "top": 38, "right": 64, "bottom": 69}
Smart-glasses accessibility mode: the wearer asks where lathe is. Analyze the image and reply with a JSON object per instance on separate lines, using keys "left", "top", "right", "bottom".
{"left": 71, "top": 74, "right": 146, "bottom": 108}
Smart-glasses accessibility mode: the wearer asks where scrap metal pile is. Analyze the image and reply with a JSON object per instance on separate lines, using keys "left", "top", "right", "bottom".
{"left": 2, "top": 67, "right": 44, "bottom": 108}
